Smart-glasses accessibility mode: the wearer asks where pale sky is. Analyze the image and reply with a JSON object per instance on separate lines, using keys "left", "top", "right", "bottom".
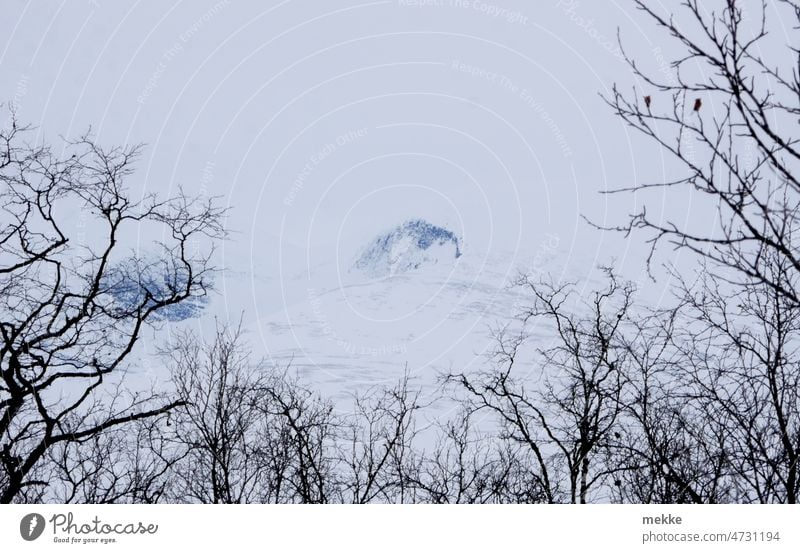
{"left": 3, "top": 1, "right": 793, "bottom": 390}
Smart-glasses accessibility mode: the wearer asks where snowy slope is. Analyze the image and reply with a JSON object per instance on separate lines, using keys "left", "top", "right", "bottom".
{"left": 206, "top": 219, "right": 572, "bottom": 406}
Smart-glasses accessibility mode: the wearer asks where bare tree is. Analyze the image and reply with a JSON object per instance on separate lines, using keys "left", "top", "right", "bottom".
{"left": 0, "top": 111, "right": 224, "bottom": 503}
{"left": 608, "top": 306, "right": 733, "bottom": 503}
{"left": 674, "top": 252, "right": 800, "bottom": 502}
{"left": 167, "top": 324, "right": 339, "bottom": 503}
{"left": 43, "top": 415, "right": 178, "bottom": 504}
{"left": 605, "top": 0, "right": 800, "bottom": 504}
{"left": 166, "top": 324, "right": 271, "bottom": 504}
{"left": 607, "top": 0, "right": 800, "bottom": 304}
{"left": 409, "top": 407, "right": 547, "bottom": 503}
{"left": 340, "top": 373, "right": 423, "bottom": 503}
{"left": 448, "top": 271, "right": 631, "bottom": 503}
{"left": 255, "top": 371, "right": 338, "bottom": 503}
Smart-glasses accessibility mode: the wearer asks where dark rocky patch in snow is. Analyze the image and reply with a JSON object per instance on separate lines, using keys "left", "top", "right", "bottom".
{"left": 353, "top": 219, "right": 462, "bottom": 278}
{"left": 103, "top": 259, "right": 208, "bottom": 322}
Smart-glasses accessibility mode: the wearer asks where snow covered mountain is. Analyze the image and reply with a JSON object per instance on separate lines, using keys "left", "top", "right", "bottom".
{"left": 217, "top": 221, "right": 570, "bottom": 404}
{"left": 352, "top": 219, "right": 462, "bottom": 279}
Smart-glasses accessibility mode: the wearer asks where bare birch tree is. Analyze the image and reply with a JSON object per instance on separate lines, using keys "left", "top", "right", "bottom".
{"left": 0, "top": 111, "right": 224, "bottom": 503}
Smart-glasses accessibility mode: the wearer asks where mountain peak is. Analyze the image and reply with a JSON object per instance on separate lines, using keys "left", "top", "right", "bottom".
{"left": 352, "top": 219, "right": 462, "bottom": 278}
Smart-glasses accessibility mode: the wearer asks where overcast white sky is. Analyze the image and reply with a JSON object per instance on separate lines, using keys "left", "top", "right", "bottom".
{"left": 2, "top": 1, "right": 794, "bottom": 388}
{"left": 0, "top": 1, "right": 655, "bottom": 263}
